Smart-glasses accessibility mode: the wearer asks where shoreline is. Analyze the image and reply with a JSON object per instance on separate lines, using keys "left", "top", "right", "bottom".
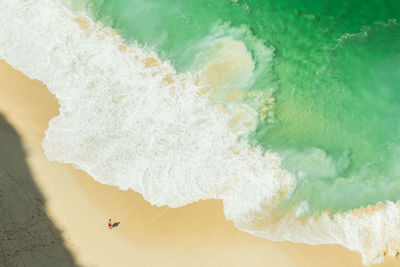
{"left": 1, "top": 60, "right": 398, "bottom": 266}
{"left": 1, "top": 0, "right": 400, "bottom": 263}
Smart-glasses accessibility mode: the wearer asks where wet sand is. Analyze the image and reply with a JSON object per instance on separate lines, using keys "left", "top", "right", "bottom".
{"left": 0, "top": 60, "right": 398, "bottom": 266}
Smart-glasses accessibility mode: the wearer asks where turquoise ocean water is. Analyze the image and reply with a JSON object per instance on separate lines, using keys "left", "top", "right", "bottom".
{"left": 74, "top": 0, "right": 400, "bottom": 215}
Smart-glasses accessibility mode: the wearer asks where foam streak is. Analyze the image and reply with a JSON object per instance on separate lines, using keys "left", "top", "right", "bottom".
{"left": 1, "top": 0, "right": 400, "bottom": 264}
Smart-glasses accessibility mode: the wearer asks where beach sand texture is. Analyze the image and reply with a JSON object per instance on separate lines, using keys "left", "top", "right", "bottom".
{"left": 0, "top": 60, "right": 398, "bottom": 266}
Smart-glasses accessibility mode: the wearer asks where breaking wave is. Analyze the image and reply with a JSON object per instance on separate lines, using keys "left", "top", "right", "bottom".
{"left": 1, "top": 0, "right": 400, "bottom": 265}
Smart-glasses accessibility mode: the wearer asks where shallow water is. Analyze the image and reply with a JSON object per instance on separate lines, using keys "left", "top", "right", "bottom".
{"left": 78, "top": 0, "right": 400, "bottom": 214}
{"left": 3, "top": 0, "right": 400, "bottom": 263}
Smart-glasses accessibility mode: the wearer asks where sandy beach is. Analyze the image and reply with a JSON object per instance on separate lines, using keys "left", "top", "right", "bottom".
{"left": 0, "top": 59, "right": 398, "bottom": 266}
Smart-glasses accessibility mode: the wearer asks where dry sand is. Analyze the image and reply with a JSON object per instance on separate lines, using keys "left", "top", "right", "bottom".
{"left": 0, "top": 60, "right": 398, "bottom": 266}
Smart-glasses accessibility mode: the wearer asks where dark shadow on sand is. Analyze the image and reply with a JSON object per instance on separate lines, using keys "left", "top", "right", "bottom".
{"left": 110, "top": 222, "right": 120, "bottom": 229}
{"left": 0, "top": 114, "right": 78, "bottom": 266}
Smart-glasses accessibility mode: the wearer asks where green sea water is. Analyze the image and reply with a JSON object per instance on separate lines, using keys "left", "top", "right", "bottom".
{"left": 75, "top": 0, "right": 400, "bottom": 214}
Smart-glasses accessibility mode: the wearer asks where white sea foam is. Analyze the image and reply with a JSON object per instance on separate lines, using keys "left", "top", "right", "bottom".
{"left": 1, "top": 0, "right": 400, "bottom": 265}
